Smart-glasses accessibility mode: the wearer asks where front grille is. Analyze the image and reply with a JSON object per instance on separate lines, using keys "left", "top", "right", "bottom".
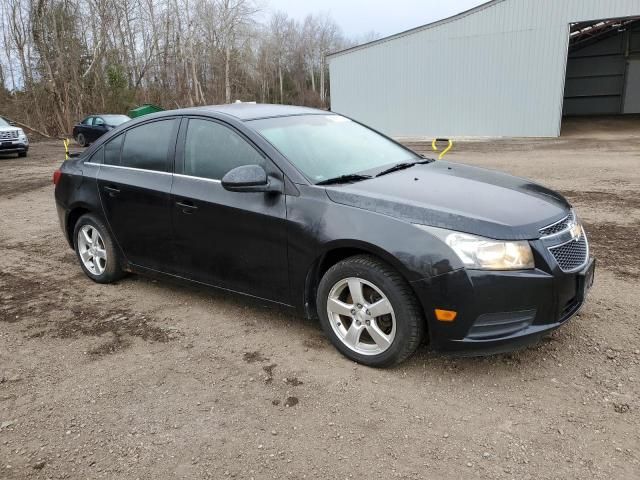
{"left": 540, "top": 210, "right": 575, "bottom": 236}
{"left": 0, "top": 130, "right": 18, "bottom": 140}
{"left": 549, "top": 234, "right": 588, "bottom": 272}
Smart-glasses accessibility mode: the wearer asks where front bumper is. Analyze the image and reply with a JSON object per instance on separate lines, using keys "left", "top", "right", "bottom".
{"left": 0, "top": 140, "right": 29, "bottom": 153}
{"left": 411, "top": 257, "right": 595, "bottom": 355}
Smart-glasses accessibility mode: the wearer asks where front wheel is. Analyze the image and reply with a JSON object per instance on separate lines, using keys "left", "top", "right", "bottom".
{"left": 316, "top": 255, "right": 425, "bottom": 367}
{"left": 73, "top": 213, "right": 125, "bottom": 283}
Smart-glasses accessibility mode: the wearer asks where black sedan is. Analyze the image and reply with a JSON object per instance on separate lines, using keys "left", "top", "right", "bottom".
{"left": 72, "top": 114, "right": 130, "bottom": 146}
{"left": 53, "top": 105, "right": 595, "bottom": 367}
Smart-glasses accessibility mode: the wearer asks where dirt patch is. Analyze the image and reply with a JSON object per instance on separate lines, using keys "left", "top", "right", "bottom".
{"left": 1, "top": 132, "right": 640, "bottom": 480}
{"left": 0, "top": 177, "right": 52, "bottom": 198}
{"left": 0, "top": 271, "right": 57, "bottom": 323}
{"left": 243, "top": 351, "right": 269, "bottom": 363}
{"left": 284, "top": 376, "right": 303, "bottom": 386}
{"left": 262, "top": 363, "right": 277, "bottom": 384}
{"left": 584, "top": 222, "right": 640, "bottom": 279}
{"left": 561, "top": 190, "right": 640, "bottom": 211}
{"left": 0, "top": 269, "right": 178, "bottom": 355}
{"left": 302, "top": 335, "right": 329, "bottom": 350}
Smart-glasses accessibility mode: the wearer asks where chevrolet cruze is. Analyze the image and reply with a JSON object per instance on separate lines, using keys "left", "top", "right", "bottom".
{"left": 53, "top": 104, "right": 595, "bottom": 367}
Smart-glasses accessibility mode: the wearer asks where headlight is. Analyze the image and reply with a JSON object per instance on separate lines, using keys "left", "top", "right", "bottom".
{"left": 415, "top": 225, "right": 534, "bottom": 270}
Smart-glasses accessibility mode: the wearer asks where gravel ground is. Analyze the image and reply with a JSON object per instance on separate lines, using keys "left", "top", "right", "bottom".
{"left": 1, "top": 117, "right": 639, "bottom": 479}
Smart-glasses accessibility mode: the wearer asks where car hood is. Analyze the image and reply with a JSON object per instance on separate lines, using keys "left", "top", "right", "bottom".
{"left": 324, "top": 161, "right": 570, "bottom": 240}
{"left": 0, "top": 126, "right": 19, "bottom": 133}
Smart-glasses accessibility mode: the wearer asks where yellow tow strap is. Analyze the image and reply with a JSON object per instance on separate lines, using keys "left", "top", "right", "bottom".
{"left": 63, "top": 138, "right": 70, "bottom": 160}
{"left": 431, "top": 138, "right": 453, "bottom": 160}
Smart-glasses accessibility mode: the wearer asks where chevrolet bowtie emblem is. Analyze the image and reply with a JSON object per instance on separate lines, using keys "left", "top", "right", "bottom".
{"left": 569, "top": 222, "right": 582, "bottom": 240}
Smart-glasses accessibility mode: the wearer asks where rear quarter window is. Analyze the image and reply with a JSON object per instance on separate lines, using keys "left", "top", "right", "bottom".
{"left": 104, "top": 135, "right": 124, "bottom": 165}
{"left": 88, "top": 146, "right": 104, "bottom": 164}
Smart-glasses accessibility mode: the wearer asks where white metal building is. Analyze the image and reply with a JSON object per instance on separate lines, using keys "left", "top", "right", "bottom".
{"left": 328, "top": 0, "right": 640, "bottom": 137}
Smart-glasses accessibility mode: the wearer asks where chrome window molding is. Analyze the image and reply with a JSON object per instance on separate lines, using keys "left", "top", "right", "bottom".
{"left": 173, "top": 173, "right": 222, "bottom": 184}
{"left": 83, "top": 162, "right": 172, "bottom": 176}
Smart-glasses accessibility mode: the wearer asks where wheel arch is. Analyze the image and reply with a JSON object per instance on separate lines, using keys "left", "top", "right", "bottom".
{"left": 302, "top": 240, "right": 420, "bottom": 320}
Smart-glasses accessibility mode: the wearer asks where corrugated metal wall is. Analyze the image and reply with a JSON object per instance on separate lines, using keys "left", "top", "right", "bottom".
{"left": 328, "top": 0, "right": 640, "bottom": 137}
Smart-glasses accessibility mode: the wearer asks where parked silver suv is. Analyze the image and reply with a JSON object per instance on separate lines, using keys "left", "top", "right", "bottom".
{"left": 0, "top": 117, "right": 29, "bottom": 157}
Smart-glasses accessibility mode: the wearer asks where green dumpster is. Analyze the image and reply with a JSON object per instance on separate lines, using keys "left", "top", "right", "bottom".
{"left": 128, "top": 104, "right": 164, "bottom": 118}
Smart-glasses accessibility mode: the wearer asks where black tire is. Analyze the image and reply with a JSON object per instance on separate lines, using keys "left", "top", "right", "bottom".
{"left": 316, "top": 254, "right": 425, "bottom": 367}
{"left": 76, "top": 133, "right": 87, "bottom": 147}
{"left": 73, "top": 213, "right": 125, "bottom": 284}
{"left": 18, "top": 151, "right": 27, "bottom": 158}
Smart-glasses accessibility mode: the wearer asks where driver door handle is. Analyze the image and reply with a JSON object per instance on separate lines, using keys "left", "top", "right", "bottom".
{"left": 176, "top": 200, "right": 198, "bottom": 214}
{"left": 103, "top": 185, "right": 120, "bottom": 197}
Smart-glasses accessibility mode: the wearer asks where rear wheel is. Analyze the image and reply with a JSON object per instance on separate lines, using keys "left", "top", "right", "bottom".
{"left": 76, "top": 133, "right": 87, "bottom": 147}
{"left": 316, "top": 255, "right": 425, "bottom": 367}
{"left": 73, "top": 214, "right": 124, "bottom": 283}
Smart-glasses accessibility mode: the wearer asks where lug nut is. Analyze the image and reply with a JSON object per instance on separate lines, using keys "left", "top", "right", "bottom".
{"left": 357, "top": 303, "right": 362, "bottom": 308}
{"left": 350, "top": 309, "right": 356, "bottom": 315}
{"left": 366, "top": 310, "right": 371, "bottom": 316}
{"left": 365, "top": 320, "right": 370, "bottom": 326}
{"left": 356, "top": 320, "right": 361, "bottom": 326}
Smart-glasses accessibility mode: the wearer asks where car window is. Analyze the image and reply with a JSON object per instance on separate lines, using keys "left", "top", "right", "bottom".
{"left": 121, "top": 119, "right": 177, "bottom": 172}
{"left": 104, "top": 135, "right": 124, "bottom": 165}
{"left": 82, "top": 117, "right": 94, "bottom": 126}
{"left": 94, "top": 117, "right": 105, "bottom": 126}
{"left": 249, "top": 114, "right": 418, "bottom": 183}
{"left": 88, "top": 146, "right": 104, "bottom": 164}
{"left": 184, "top": 119, "right": 264, "bottom": 180}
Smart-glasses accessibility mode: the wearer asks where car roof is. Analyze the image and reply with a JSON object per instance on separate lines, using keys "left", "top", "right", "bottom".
{"left": 191, "top": 103, "right": 329, "bottom": 121}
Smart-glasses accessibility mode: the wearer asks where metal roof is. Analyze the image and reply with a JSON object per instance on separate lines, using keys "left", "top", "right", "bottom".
{"left": 327, "top": 0, "right": 502, "bottom": 59}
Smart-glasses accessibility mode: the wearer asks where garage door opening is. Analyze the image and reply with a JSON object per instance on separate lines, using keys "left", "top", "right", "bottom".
{"left": 563, "top": 17, "right": 640, "bottom": 118}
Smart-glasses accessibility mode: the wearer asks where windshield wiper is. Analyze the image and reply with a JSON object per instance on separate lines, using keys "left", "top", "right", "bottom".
{"left": 316, "top": 174, "right": 373, "bottom": 186}
{"left": 376, "top": 159, "right": 432, "bottom": 178}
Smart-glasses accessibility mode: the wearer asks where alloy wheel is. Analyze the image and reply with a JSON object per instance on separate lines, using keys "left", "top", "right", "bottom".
{"left": 326, "top": 277, "right": 396, "bottom": 355}
{"left": 77, "top": 225, "right": 107, "bottom": 275}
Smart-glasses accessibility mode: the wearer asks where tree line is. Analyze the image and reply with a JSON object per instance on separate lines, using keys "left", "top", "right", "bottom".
{"left": 0, "top": 0, "right": 374, "bottom": 136}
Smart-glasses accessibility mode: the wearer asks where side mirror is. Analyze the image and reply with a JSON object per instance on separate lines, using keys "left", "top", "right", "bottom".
{"left": 9, "top": 121, "right": 15, "bottom": 126}
{"left": 221, "top": 164, "right": 282, "bottom": 193}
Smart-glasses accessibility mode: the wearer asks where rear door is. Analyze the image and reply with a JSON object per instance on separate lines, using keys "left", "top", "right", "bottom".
{"left": 78, "top": 116, "right": 93, "bottom": 138}
{"left": 97, "top": 117, "right": 179, "bottom": 270}
{"left": 91, "top": 117, "right": 109, "bottom": 142}
{"left": 169, "top": 117, "right": 289, "bottom": 303}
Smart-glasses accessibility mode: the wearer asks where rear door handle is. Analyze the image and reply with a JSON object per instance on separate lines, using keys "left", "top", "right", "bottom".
{"left": 103, "top": 185, "right": 120, "bottom": 197}
{"left": 176, "top": 200, "right": 198, "bottom": 214}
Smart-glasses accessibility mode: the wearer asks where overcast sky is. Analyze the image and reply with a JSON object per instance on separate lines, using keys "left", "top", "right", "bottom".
{"left": 265, "top": 0, "right": 488, "bottom": 38}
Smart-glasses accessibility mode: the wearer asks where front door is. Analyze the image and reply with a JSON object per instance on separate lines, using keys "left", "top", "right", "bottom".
{"left": 97, "top": 118, "right": 179, "bottom": 270}
{"left": 170, "top": 117, "right": 289, "bottom": 304}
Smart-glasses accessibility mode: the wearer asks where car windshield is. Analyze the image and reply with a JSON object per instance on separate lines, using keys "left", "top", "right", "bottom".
{"left": 102, "top": 115, "right": 130, "bottom": 126}
{"left": 0, "top": 118, "right": 10, "bottom": 127}
{"left": 249, "top": 114, "right": 418, "bottom": 183}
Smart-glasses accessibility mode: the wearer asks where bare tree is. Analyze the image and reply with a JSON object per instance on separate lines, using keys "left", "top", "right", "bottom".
{"left": 0, "top": 0, "right": 351, "bottom": 135}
